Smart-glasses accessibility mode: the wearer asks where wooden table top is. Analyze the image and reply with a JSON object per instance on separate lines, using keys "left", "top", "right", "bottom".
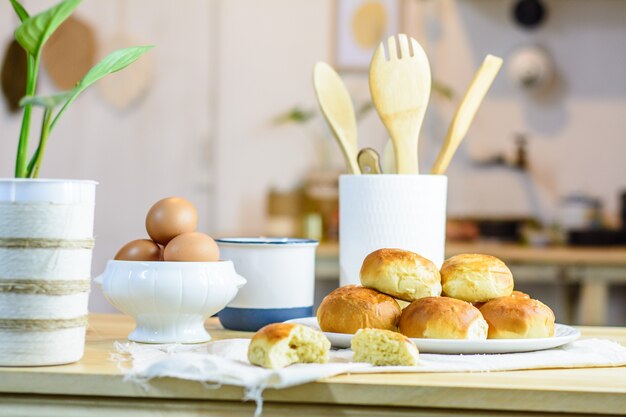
{"left": 2, "top": 314, "right": 626, "bottom": 415}
{"left": 317, "top": 241, "right": 626, "bottom": 266}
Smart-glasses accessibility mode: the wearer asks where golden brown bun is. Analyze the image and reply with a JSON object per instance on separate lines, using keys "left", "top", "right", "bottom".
{"left": 248, "top": 323, "right": 330, "bottom": 369}
{"left": 479, "top": 297, "right": 555, "bottom": 339}
{"left": 398, "top": 296, "right": 488, "bottom": 340}
{"left": 317, "top": 285, "right": 401, "bottom": 334}
{"left": 440, "top": 254, "right": 514, "bottom": 302}
{"left": 360, "top": 249, "right": 441, "bottom": 301}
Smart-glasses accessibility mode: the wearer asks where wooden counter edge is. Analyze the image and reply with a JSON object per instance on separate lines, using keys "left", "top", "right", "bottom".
{"left": 8, "top": 392, "right": 617, "bottom": 417}
{"left": 2, "top": 368, "right": 626, "bottom": 415}
{"left": 2, "top": 315, "right": 626, "bottom": 415}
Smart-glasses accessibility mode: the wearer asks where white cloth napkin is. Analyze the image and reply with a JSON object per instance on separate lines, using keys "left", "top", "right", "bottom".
{"left": 112, "top": 338, "right": 626, "bottom": 416}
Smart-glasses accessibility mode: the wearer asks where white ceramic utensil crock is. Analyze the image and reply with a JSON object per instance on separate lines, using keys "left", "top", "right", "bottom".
{"left": 339, "top": 175, "right": 447, "bottom": 286}
{"left": 96, "top": 260, "right": 246, "bottom": 343}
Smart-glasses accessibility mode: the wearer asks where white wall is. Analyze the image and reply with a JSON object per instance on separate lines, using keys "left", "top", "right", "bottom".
{"left": 213, "top": 0, "right": 626, "bottom": 232}
{"left": 214, "top": 0, "right": 336, "bottom": 236}
{"left": 0, "top": 0, "right": 216, "bottom": 312}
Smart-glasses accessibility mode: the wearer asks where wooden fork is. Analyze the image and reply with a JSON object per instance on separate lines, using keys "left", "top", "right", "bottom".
{"left": 369, "top": 34, "right": 431, "bottom": 174}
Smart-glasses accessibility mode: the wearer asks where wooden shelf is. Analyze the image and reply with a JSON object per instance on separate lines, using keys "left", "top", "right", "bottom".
{"left": 317, "top": 241, "right": 626, "bottom": 266}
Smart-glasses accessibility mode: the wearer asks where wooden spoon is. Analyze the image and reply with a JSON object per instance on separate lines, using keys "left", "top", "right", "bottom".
{"left": 431, "top": 54, "right": 503, "bottom": 175}
{"left": 357, "top": 148, "right": 382, "bottom": 174}
{"left": 369, "top": 34, "right": 431, "bottom": 174}
{"left": 381, "top": 139, "right": 396, "bottom": 174}
{"left": 313, "top": 62, "right": 361, "bottom": 174}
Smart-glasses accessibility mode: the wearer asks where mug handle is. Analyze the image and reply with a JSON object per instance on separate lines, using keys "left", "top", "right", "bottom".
{"left": 233, "top": 273, "right": 247, "bottom": 289}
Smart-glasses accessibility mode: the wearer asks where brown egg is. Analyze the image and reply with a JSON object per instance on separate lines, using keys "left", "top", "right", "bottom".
{"left": 115, "top": 239, "right": 162, "bottom": 261}
{"left": 163, "top": 232, "right": 220, "bottom": 262}
{"left": 146, "top": 197, "right": 198, "bottom": 245}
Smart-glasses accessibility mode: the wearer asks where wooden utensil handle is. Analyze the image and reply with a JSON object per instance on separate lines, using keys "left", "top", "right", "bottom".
{"left": 385, "top": 115, "right": 421, "bottom": 174}
{"left": 343, "top": 146, "right": 362, "bottom": 175}
{"left": 357, "top": 148, "right": 382, "bottom": 174}
{"left": 431, "top": 55, "right": 503, "bottom": 175}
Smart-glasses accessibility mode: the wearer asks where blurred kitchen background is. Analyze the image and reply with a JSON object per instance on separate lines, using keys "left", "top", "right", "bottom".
{"left": 1, "top": 0, "right": 625, "bottom": 324}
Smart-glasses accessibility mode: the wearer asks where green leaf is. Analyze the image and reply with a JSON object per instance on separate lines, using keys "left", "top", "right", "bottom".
{"left": 50, "top": 45, "right": 153, "bottom": 129}
{"left": 19, "top": 89, "right": 76, "bottom": 109}
{"left": 79, "top": 46, "right": 154, "bottom": 88}
{"left": 19, "top": 46, "right": 153, "bottom": 125}
{"left": 9, "top": 0, "right": 30, "bottom": 22}
{"left": 14, "top": 0, "right": 81, "bottom": 57}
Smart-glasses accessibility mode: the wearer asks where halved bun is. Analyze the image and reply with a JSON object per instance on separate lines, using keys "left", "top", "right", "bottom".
{"left": 248, "top": 323, "right": 330, "bottom": 369}
{"left": 351, "top": 328, "right": 419, "bottom": 366}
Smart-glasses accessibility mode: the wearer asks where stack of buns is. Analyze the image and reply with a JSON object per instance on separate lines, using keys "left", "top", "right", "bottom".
{"left": 248, "top": 248, "right": 556, "bottom": 368}
{"left": 317, "top": 248, "right": 555, "bottom": 344}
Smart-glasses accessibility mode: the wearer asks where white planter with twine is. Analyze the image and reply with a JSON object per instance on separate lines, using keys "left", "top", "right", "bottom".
{"left": 0, "top": 179, "right": 96, "bottom": 366}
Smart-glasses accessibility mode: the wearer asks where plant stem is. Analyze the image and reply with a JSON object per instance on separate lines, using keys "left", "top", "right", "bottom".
{"left": 25, "top": 131, "right": 40, "bottom": 177}
{"left": 15, "top": 54, "right": 39, "bottom": 178}
{"left": 50, "top": 97, "right": 72, "bottom": 131}
{"left": 29, "top": 107, "right": 52, "bottom": 179}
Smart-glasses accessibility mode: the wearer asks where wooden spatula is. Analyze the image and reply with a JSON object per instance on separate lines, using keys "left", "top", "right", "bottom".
{"left": 369, "top": 34, "right": 431, "bottom": 174}
{"left": 431, "top": 54, "right": 503, "bottom": 175}
{"left": 313, "top": 62, "right": 361, "bottom": 174}
{"left": 357, "top": 148, "right": 382, "bottom": 174}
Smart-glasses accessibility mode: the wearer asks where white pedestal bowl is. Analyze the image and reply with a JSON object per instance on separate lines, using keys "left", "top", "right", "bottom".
{"left": 96, "top": 260, "right": 246, "bottom": 343}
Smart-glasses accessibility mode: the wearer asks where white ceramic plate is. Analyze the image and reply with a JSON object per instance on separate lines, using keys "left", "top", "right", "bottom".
{"left": 285, "top": 317, "right": 580, "bottom": 354}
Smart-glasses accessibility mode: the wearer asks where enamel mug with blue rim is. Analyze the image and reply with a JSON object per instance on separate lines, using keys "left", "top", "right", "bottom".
{"left": 216, "top": 238, "right": 318, "bottom": 331}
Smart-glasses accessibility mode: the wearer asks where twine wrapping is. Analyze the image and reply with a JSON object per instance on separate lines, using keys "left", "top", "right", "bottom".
{"left": 0, "top": 248, "right": 93, "bottom": 280}
{"left": 0, "top": 202, "right": 95, "bottom": 240}
{"left": 0, "top": 316, "right": 88, "bottom": 331}
{"left": 0, "top": 279, "right": 90, "bottom": 295}
{"left": 0, "top": 238, "right": 94, "bottom": 249}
